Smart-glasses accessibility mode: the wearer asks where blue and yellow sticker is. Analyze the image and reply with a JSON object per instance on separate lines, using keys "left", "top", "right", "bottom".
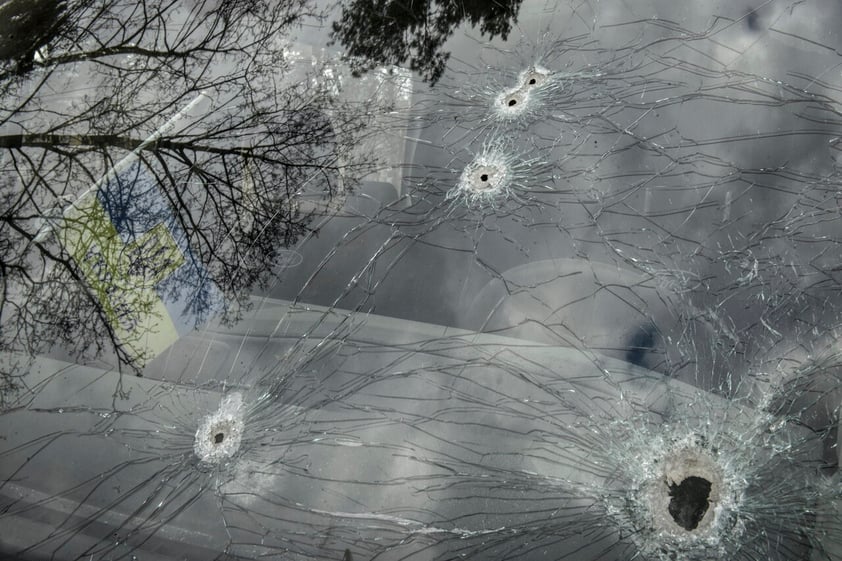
{"left": 57, "top": 162, "right": 224, "bottom": 365}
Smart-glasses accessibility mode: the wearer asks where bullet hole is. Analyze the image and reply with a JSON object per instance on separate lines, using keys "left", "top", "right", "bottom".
{"left": 521, "top": 67, "right": 550, "bottom": 89}
{"left": 465, "top": 163, "right": 504, "bottom": 193}
{"left": 452, "top": 155, "right": 513, "bottom": 202}
{"left": 493, "top": 88, "right": 529, "bottom": 118}
{"left": 668, "top": 476, "right": 712, "bottom": 531}
{"left": 194, "top": 393, "right": 245, "bottom": 465}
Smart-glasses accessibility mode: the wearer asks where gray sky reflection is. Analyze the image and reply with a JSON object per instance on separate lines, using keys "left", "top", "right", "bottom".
{"left": 3, "top": 0, "right": 842, "bottom": 560}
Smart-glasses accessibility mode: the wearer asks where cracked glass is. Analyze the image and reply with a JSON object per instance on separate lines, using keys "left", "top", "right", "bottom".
{"left": 2, "top": 0, "right": 842, "bottom": 560}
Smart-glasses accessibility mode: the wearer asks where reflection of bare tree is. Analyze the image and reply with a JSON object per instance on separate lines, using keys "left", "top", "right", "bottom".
{"left": 0, "top": 0, "right": 380, "bottom": 375}
{"left": 330, "top": 0, "right": 524, "bottom": 84}
{"left": 0, "top": 0, "right": 71, "bottom": 75}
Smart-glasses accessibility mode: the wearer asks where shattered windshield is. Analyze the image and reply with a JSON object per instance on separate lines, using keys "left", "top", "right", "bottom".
{"left": 2, "top": 0, "right": 842, "bottom": 560}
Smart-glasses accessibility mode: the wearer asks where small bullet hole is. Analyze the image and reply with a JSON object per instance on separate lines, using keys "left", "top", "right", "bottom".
{"left": 480, "top": 174, "right": 489, "bottom": 182}
{"left": 528, "top": 78, "right": 536, "bottom": 85}
{"left": 214, "top": 432, "right": 225, "bottom": 444}
{"left": 507, "top": 99, "right": 517, "bottom": 106}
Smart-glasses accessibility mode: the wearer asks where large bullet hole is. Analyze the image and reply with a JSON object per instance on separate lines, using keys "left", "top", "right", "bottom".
{"left": 214, "top": 432, "right": 225, "bottom": 444}
{"left": 667, "top": 476, "right": 711, "bottom": 530}
{"left": 507, "top": 98, "right": 517, "bottom": 106}
{"left": 480, "top": 173, "right": 489, "bottom": 182}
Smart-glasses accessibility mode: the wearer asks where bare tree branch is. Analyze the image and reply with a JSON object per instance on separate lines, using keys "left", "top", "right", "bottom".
{"left": 0, "top": 0, "right": 383, "bottom": 379}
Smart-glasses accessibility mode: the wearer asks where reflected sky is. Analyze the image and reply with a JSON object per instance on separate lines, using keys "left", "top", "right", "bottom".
{"left": 3, "top": 0, "right": 842, "bottom": 560}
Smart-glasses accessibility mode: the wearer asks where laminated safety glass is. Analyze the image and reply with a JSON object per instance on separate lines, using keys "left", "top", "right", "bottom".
{"left": 1, "top": 1, "right": 842, "bottom": 560}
